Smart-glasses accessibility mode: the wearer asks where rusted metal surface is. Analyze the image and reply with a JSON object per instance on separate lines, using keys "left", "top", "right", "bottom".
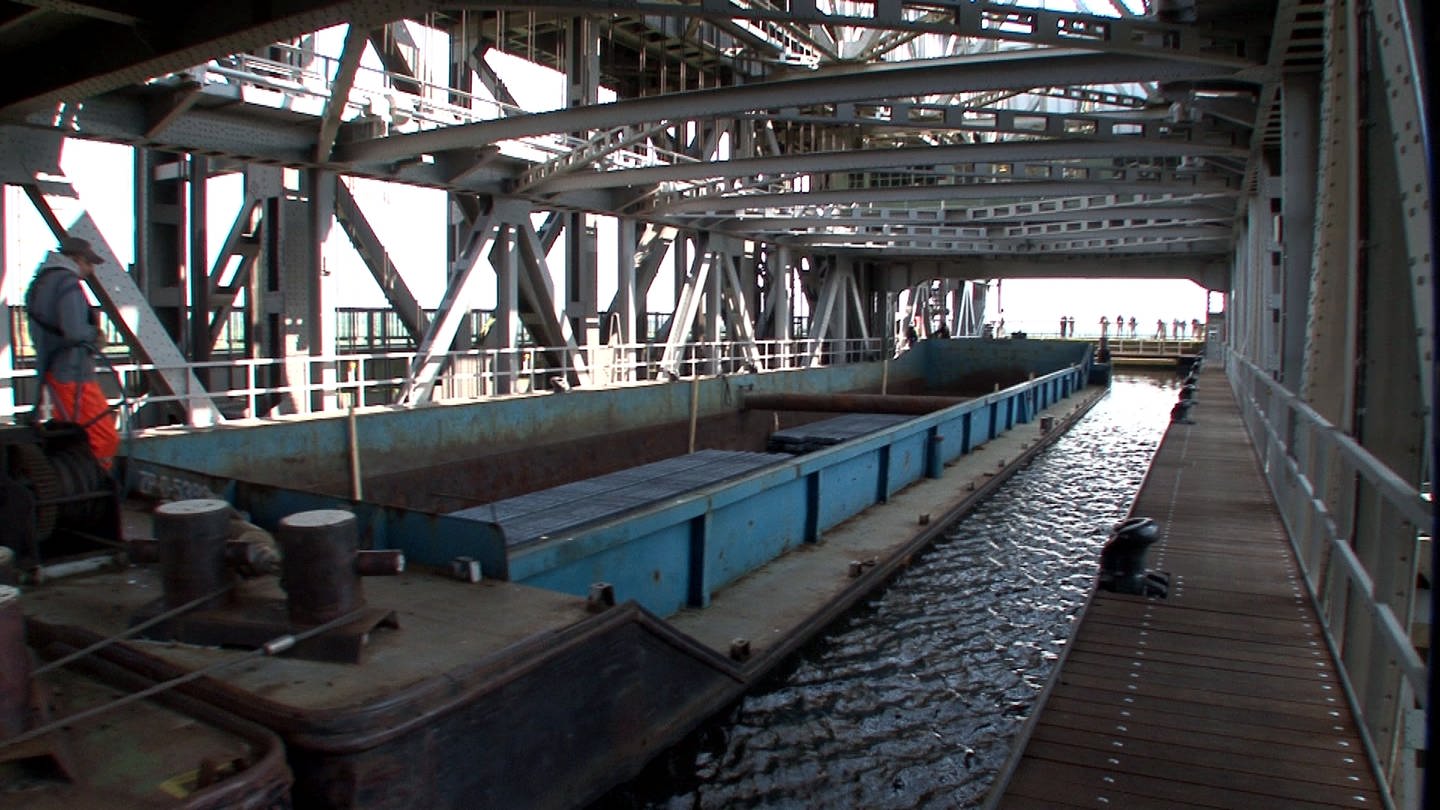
{"left": 155, "top": 499, "right": 234, "bottom": 611}
{"left": 0, "top": 586, "right": 29, "bottom": 740}
{"left": 26, "top": 587, "right": 744, "bottom": 810}
{"left": 278, "top": 509, "right": 364, "bottom": 625}
{"left": 992, "top": 372, "right": 1383, "bottom": 809}
{"left": 136, "top": 505, "right": 404, "bottom": 664}
{"left": 742, "top": 392, "right": 968, "bottom": 414}
{"left": 5, "top": 634, "right": 291, "bottom": 809}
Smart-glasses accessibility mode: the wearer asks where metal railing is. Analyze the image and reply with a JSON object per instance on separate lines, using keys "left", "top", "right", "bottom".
{"left": 1, "top": 337, "right": 887, "bottom": 426}
{"left": 1228, "top": 351, "right": 1429, "bottom": 807}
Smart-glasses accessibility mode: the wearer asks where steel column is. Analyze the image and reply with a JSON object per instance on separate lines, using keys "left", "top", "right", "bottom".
{"left": 1281, "top": 72, "right": 1320, "bottom": 392}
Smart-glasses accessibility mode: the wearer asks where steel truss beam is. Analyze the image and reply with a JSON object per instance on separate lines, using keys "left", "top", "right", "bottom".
{"left": 204, "top": 192, "right": 263, "bottom": 349}
{"left": 337, "top": 50, "right": 1241, "bottom": 166}
{"left": 334, "top": 180, "right": 429, "bottom": 343}
{"left": 458, "top": 0, "right": 1260, "bottom": 67}
{"left": 395, "top": 208, "right": 498, "bottom": 406}
{"left": 1369, "top": 0, "right": 1434, "bottom": 430}
{"left": 762, "top": 102, "right": 1238, "bottom": 144}
{"left": 651, "top": 178, "right": 1239, "bottom": 214}
{"left": 528, "top": 138, "right": 1247, "bottom": 194}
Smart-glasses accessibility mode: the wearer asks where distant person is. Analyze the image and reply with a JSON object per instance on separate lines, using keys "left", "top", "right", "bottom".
{"left": 25, "top": 237, "right": 118, "bottom": 470}
{"left": 1064, "top": 316, "right": 1074, "bottom": 337}
{"left": 1116, "top": 314, "right": 1124, "bottom": 335}
{"left": 1192, "top": 317, "right": 1203, "bottom": 339}
{"left": 1099, "top": 316, "right": 1109, "bottom": 337}
{"left": 1172, "top": 318, "right": 1182, "bottom": 339}
{"left": 1128, "top": 316, "right": 1137, "bottom": 337}
{"left": 1059, "top": 315, "right": 1067, "bottom": 337}
{"left": 904, "top": 323, "right": 919, "bottom": 349}
{"left": 1155, "top": 318, "right": 1166, "bottom": 339}
{"left": 936, "top": 322, "right": 951, "bottom": 339}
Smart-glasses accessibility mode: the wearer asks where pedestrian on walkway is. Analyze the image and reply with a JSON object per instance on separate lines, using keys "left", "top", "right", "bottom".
{"left": 1155, "top": 318, "right": 1166, "bottom": 339}
{"left": 1128, "top": 316, "right": 1137, "bottom": 338}
{"left": 25, "top": 237, "right": 118, "bottom": 469}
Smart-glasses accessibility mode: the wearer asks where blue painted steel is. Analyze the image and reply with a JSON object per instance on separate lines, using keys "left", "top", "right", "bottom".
{"left": 704, "top": 477, "right": 809, "bottom": 599}
{"left": 885, "top": 431, "right": 927, "bottom": 496}
{"left": 925, "top": 430, "right": 945, "bottom": 479}
{"left": 127, "top": 352, "right": 930, "bottom": 488}
{"left": 502, "top": 363, "right": 1088, "bottom": 615}
{"left": 124, "top": 344, "right": 1088, "bottom": 618}
{"left": 521, "top": 522, "right": 694, "bottom": 615}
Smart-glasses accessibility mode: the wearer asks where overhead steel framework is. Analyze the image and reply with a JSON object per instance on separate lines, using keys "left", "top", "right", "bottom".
{"left": 0, "top": 0, "right": 1434, "bottom": 805}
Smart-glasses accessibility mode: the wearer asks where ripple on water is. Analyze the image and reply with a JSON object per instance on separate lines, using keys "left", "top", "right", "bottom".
{"left": 596, "top": 374, "right": 1181, "bottom": 810}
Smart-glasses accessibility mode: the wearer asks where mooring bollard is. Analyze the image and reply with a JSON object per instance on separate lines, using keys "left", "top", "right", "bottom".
{"left": 1098, "top": 517, "right": 1169, "bottom": 597}
{"left": 155, "top": 499, "right": 234, "bottom": 611}
{"left": 278, "top": 509, "right": 364, "bottom": 625}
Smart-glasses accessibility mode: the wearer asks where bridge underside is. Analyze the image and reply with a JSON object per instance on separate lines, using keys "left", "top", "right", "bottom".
{"left": 0, "top": 0, "right": 1432, "bottom": 804}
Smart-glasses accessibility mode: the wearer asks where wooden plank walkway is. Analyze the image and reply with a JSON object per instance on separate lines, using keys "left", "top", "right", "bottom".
{"left": 995, "top": 372, "right": 1383, "bottom": 809}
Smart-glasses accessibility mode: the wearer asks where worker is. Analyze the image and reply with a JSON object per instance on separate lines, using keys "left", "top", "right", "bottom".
{"left": 1127, "top": 316, "right": 1137, "bottom": 338}
{"left": 25, "top": 237, "right": 118, "bottom": 470}
{"left": 1155, "top": 318, "right": 1166, "bottom": 339}
{"left": 1099, "top": 315, "right": 1109, "bottom": 337}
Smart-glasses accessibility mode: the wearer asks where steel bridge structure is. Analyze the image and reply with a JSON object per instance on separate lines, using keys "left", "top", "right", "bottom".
{"left": 0, "top": 0, "right": 1434, "bottom": 805}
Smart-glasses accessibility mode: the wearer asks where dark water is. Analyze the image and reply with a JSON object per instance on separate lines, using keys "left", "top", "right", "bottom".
{"left": 597, "top": 374, "right": 1182, "bottom": 810}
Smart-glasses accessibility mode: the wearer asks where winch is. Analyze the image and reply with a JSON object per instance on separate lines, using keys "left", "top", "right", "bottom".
{"left": 0, "top": 422, "right": 119, "bottom": 569}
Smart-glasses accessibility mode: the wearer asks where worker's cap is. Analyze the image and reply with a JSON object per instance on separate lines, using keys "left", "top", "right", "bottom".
{"left": 58, "top": 236, "right": 104, "bottom": 264}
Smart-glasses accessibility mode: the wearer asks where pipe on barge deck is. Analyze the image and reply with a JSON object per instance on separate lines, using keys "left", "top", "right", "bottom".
{"left": 742, "top": 392, "right": 968, "bottom": 414}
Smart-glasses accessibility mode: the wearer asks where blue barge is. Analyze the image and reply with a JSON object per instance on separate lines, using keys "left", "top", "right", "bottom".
{"left": 22, "top": 339, "right": 1101, "bottom": 808}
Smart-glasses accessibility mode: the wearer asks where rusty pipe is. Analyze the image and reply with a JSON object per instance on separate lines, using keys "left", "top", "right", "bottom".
{"left": 741, "top": 392, "right": 967, "bottom": 415}
{"left": 355, "top": 549, "right": 405, "bottom": 576}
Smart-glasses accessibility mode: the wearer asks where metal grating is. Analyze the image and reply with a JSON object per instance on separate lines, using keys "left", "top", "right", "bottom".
{"left": 766, "top": 413, "right": 914, "bottom": 454}
{"left": 449, "top": 449, "right": 790, "bottom": 547}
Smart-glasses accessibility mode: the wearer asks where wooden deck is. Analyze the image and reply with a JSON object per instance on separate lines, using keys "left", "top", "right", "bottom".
{"left": 994, "top": 372, "right": 1383, "bottom": 809}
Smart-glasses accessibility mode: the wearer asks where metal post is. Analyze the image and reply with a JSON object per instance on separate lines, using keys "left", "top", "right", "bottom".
{"left": 278, "top": 509, "right": 363, "bottom": 625}
{"left": 155, "top": 499, "right": 233, "bottom": 611}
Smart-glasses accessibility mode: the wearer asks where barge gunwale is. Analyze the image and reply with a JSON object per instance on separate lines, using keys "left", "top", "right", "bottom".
{"left": 738, "top": 383, "right": 1110, "bottom": 682}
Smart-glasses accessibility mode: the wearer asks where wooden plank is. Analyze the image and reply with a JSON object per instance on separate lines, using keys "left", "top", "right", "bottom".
{"left": 1029, "top": 725, "right": 1373, "bottom": 788}
{"left": 1023, "top": 739, "right": 1382, "bottom": 806}
{"left": 1003, "top": 759, "right": 1345, "bottom": 810}
{"left": 994, "top": 370, "right": 1382, "bottom": 807}
{"left": 1035, "top": 706, "right": 1366, "bottom": 765}
{"left": 1048, "top": 681, "right": 1362, "bottom": 736}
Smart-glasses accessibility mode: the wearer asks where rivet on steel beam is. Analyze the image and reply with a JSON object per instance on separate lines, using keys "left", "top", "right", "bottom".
{"left": 917, "top": 513, "right": 930, "bottom": 525}
{"left": 848, "top": 560, "right": 864, "bottom": 578}
{"left": 729, "top": 638, "right": 751, "bottom": 662}
{"left": 450, "top": 557, "right": 482, "bottom": 583}
{"left": 587, "top": 582, "right": 616, "bottom": 612}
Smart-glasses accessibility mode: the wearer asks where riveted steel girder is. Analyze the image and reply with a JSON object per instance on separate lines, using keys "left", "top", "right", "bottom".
{"left": 336, "top": 50, "right": 1241, "bottom": 166}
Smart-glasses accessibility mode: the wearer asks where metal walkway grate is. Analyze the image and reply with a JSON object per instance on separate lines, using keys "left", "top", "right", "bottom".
{"left": 449, "top": 449, "right": 790, "bottom": 547}
{"left": 994, "top": 372, "right": 1383, "bottom": 809}
{"left": 766, "top": 413, "right": 913, "bottom": 454}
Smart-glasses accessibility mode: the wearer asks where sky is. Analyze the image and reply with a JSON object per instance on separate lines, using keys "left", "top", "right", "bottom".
{"left": 3, "top": 0, "right": 1217, "bottom": 337}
